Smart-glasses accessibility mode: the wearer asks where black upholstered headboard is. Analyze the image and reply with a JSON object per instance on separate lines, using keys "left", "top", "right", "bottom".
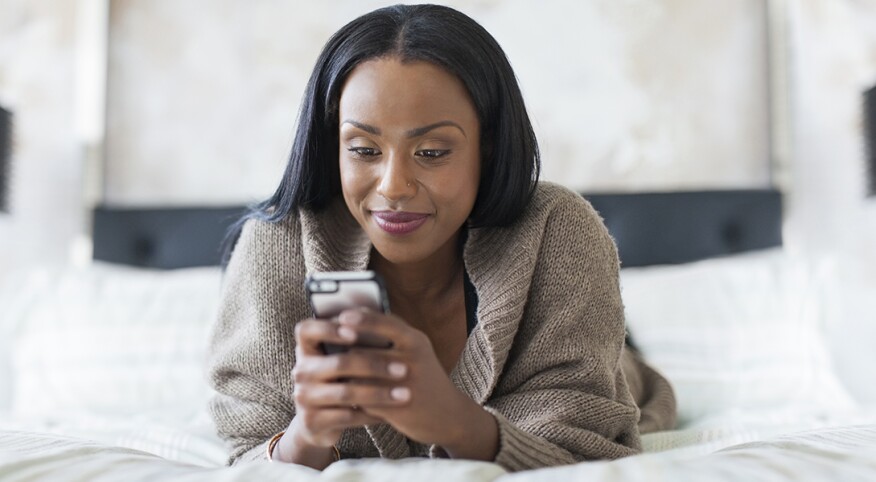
{"left": 586, "top": 189, "right": 782, "bottom": 267}
{"left": 92, "top": 205, "right": 246, "bottom": 269}
{"left": 91, "top": 189, "right": 782, "bottom": 269}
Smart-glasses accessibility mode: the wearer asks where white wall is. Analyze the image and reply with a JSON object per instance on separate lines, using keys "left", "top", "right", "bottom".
{"left": 0, "top": 1, "right": 81, "bottom": 272}
{"left": 2, "top": 0, "right": 876, "bottom": 274}
{"left": 101, "top": 0, "right": 769, "bottom": 206}
{"left": 786, "top": 0, "right": 876, "bottom": 253}
{"left": 786, "top": 0, "right": 876, "bottom": 402}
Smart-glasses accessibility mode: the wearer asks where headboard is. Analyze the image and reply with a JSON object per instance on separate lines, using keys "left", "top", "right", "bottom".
{"left": 92, "top": 205, "right": 246, "bottom": 269}
{"left": 92, "top": 189, "right": 782, "bottom": 269}
{"left": 586, "top": 189, "right": 782, "bottom": 267}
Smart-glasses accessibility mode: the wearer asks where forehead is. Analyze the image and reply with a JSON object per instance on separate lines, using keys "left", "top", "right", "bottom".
{"left": 338, "top": 58, "right": 478, "bottom": 128}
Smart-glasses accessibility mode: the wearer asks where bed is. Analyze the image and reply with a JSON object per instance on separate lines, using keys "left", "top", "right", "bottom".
{"left": 1, "top": 189, "right": 875, "bottom": 481}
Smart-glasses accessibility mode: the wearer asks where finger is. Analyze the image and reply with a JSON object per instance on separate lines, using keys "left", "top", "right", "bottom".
{"left": 299, "top": 408, "right": 384, "bottom": 433}
{"left": 294, "top": 352, "right": 408, "bottom": 383}
{"left": 295, "top": 319, "right": 358, "bottom": 356}
{"left": 336, "top": 309, "right": 420, "bottom": 351}
{"left": 294, "top": 382, "right": 411, "bottom": 409}
{"left": 353, "top": 388, "right": 416, "bottom": 419}
{"left": 291, "top": 357, "right": 330, "bottom": 385}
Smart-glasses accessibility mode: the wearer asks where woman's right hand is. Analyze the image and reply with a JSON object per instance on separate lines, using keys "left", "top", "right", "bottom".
{"left": 275, "top": 317, "right": 409, "bottom": 466}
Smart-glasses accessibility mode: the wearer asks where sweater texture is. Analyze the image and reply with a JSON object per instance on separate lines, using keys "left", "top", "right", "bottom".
{"left": 206, "top": 182, "right": 677, "bottom": 472}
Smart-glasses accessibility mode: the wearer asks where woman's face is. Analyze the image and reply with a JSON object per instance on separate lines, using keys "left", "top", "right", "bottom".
{"left": 338, "top": 57, "right": 481, "bottom": 266}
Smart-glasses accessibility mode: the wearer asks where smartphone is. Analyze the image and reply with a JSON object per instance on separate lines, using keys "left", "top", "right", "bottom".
{"left": 305, "top": 270, "right": 393, "bottom": 354}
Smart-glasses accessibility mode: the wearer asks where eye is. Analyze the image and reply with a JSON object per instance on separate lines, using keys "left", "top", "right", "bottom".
{"left": 347, "top": 146, "right": 380, "bottom": 159}
{"left": 415, "top": 149, "right": 450, "bottom": 159}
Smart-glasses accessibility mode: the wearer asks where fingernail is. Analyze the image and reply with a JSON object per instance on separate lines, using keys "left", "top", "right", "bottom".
{"left": 390, "top": 387, "right": 410, "bottom": 401}
{"left": 388, "top": 362, "right": 407, "bottom": 378}
{"left": 338, "top": 310, "right": 363, "bottom": 325}
{"left": 338, "top": 326, "right": 356, "bottom": 340}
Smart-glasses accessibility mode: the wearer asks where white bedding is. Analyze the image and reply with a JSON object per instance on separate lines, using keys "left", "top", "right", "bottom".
{"left": 0, "top": 410, "right": 226, "bottom": 468}
{"left": 1, "top": 253, "right": 874, "bottom": 481}
{"left": 2, "top": 421, "right": 876, "bottom": 481}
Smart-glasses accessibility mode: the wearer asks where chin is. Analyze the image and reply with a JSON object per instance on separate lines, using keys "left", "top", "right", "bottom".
{"left": 371, "top": 242, "right": 430, "bottom": 266}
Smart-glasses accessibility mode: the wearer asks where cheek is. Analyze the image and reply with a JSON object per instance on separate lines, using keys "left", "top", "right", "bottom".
{"left": 338, "top": 159, "right": 353, "bottom": 194}
{"left": 457, "top": 150, "right": 482, "bottom": 204}
{"left": 339, "top": 160, "right": 369, "bottom": 221}
{"left": 430, "top": 158, "right": 480, "bottom": 213}
{"left": 339, "top": 159, "right": 368, "bottom": 200}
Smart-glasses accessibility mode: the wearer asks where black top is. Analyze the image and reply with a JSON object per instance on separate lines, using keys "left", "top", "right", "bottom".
{"left": 463, "top": 268, "right": 478, "bottom": 336}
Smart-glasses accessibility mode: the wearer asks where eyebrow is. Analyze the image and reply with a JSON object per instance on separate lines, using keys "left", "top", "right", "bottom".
{"left": 342, "top": 119, "right": 467, "bottom": 139}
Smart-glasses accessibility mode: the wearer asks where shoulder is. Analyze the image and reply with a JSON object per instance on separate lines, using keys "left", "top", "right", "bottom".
{"left": 467, "top": 182, "right": 614, "bottom": 257}
{"left": 225, "top": 211, "right": 303, "bottom": 278}
{"left": 518, "top": 182, "right": 619, "bottom": 279}
{"left": 465, "top": 182, "right": 618, "bottom": 287}
{"left": 230, "top": 199, "right": 367, "bottom": 277}
{"left": 521, "top": 182, "right": 600, "bottom": 222}
{"left": 237, "top": 212, "right": 301, "bottom": 253}
{"left": 519, "top": 182, "right": 612, "bottom": 244}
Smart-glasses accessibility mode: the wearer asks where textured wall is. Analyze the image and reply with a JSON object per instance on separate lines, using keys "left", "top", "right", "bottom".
{"left": 3, "top": 1, "right": 876, "bottom": 272}
{"left": 786, "top": 0, "right": 876, "bottom": 402}
{"left": 786, "top": 0, "right": 876, "bottom": 252}
{"left": 103, "top": 0, "right": 770, "bottom": 205}
{"left": 0, "top": 0, "right": 80, "bottom": 270}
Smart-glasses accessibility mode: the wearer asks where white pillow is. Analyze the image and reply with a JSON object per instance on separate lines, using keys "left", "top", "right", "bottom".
{"left": 621, "top": 248, "right": 856, "bottom": 427}
{"left": 10, "top": 263, "right": 223, "bottom": 418}
{"left": 0, "top": 266, "right": 50, "bottom": 412}
{"left": 816, "top": 253, "right": 876, "bottom": 405}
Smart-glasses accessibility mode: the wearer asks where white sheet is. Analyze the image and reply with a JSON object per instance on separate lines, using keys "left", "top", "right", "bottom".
{"left": 503, "top": 424, "right": 876, "bottom": 482}
{"left": 3, "top": 257, "right": 875, "bottom": 481}
{"left": 2, "top": 422, "right": 876, "bottom": 482}
{"left": 0, "top": 409, "right": 226, "bottom": 468}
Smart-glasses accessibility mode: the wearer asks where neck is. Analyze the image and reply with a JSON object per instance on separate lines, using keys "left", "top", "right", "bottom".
{"left": 370, "top": 230, "right": 464, "bottom": 307}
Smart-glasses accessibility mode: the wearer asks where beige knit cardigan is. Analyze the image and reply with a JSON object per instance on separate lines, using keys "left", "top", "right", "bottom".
{"left": 206, "top": 182, "right": 676, "bottom": 472}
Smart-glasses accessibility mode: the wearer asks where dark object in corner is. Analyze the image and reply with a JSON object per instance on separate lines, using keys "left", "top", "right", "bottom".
{"left": 865, "top": 84, "right": 876, "bottom": 197}
{"left": 0, "top": 106, "right": 11, "bottom": 213}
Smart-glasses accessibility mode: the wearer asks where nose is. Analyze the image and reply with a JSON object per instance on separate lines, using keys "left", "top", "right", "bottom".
{"left": 376, "top": 151, "right": 417, "bottom": 203}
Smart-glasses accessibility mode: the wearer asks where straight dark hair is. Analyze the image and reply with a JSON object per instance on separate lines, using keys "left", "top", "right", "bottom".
{"left": 223, "top": 4, "right": 540, "bottom": 264}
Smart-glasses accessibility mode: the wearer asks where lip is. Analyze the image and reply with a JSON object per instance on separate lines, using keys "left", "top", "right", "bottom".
{"left": 371, "top": 210, "right": 430, "bottom": 236}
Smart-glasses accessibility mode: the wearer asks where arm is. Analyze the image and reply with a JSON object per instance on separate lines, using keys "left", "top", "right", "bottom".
{"left": 322, "top": 308, "right": 500, "bottom": 461}
{"left": 482, "top": 192, "right": 641, "bottom": 471}
{"left": 437, "top": 395, "right": 499, "bottom": 461}
{"left": 324, "top": 191, "right": 642, "bottom": 471}
{"left": 207, "top": 219, "right": 404, "bottom": 467}
{"left": 206, "top": 219, "right": 302, "bottom": 465}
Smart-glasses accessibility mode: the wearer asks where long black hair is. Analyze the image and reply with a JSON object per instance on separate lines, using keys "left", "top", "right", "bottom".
{"left": 222, "top": 4, "right": 540, "bottom": 265}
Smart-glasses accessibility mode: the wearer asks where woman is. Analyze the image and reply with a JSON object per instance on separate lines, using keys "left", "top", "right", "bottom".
{"left": 207, "top": 4, "right": 676, "bottom": 472}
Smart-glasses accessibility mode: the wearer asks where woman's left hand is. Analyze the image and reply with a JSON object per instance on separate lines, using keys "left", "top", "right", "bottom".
{"left": 335, "top": 308, "right": 489, "bottom": 452}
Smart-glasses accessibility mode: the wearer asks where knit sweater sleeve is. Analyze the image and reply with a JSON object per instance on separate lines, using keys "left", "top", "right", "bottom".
{"left": 484, "top": 191, "right": 641, "bottom": 471}
{"left": 205, "top": 218, "right": 302, "bottom": 466}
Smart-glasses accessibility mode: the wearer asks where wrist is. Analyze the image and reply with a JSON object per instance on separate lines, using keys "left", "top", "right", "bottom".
{"left": 272, "top": 418, "right": 339, "bottom": 469}
{"left": 439, "top": 395, "right": 499, "bottom": 460}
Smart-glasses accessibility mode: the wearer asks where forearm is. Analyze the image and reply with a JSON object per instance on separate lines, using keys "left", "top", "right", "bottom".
{"left": 272, "top": 418, "right": 337, "bottom": 469}
{"left": 439, "top": 397, "right": 499, "bottom": 462}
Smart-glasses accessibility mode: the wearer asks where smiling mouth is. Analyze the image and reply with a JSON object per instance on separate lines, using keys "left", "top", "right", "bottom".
{"left": 371, "top": 211, "right": 430, "bottom": 235}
